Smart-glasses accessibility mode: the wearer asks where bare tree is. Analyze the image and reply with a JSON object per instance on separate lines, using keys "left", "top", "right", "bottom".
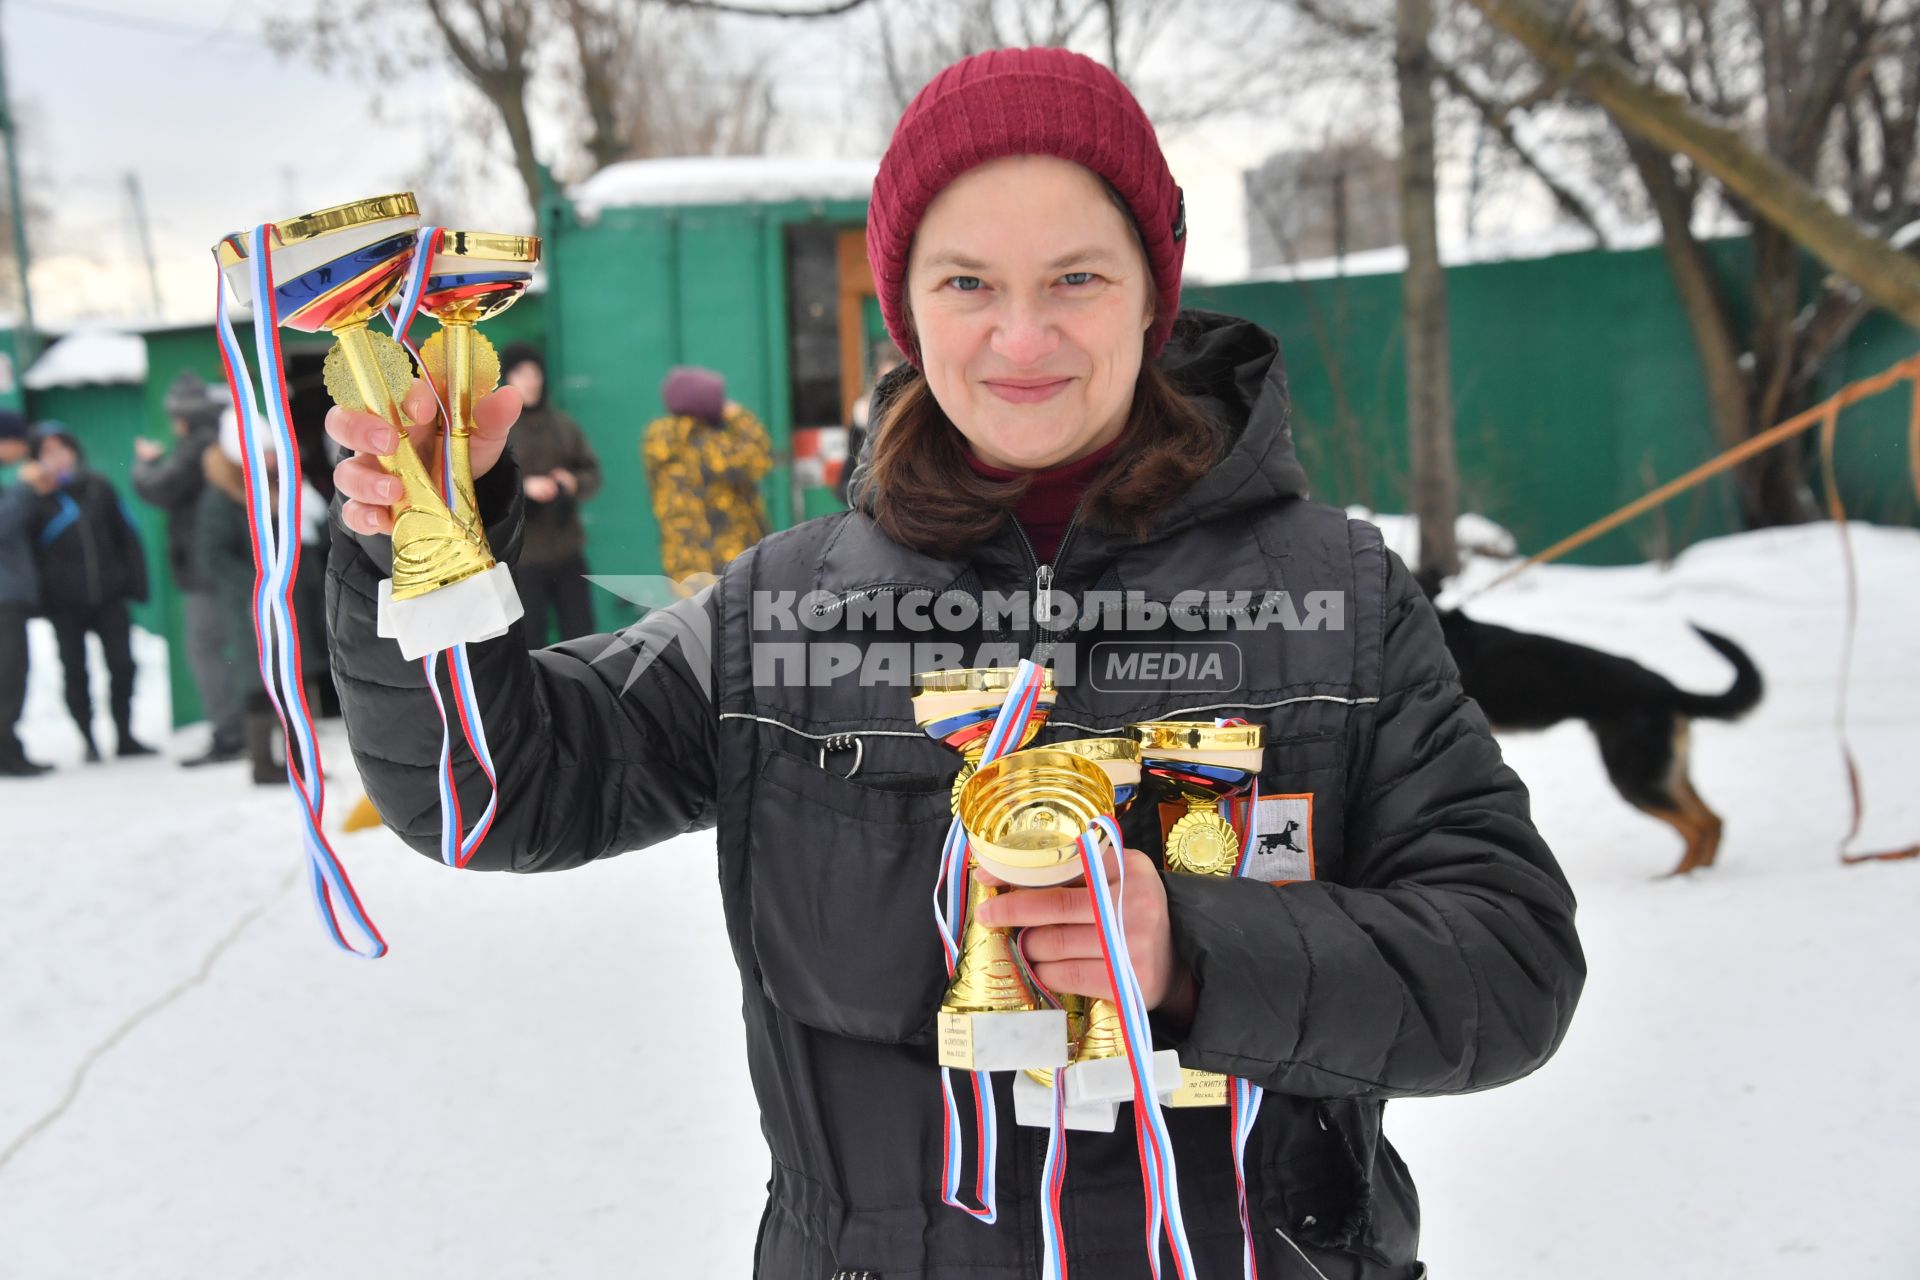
{"left": 269, "top": 0, "right": 787, "bottom": 225}
{"left": 1285, "top": 0, "right": 1920, "bottom": 528}
{"left": 562, "top": 1, "right": 776, "bottom": 168}
{"left": 867, "top": 0, "right": 1298, "bottom": 132}
{"left": 1459, "top": 0, "right": 1920, "bottom": 524}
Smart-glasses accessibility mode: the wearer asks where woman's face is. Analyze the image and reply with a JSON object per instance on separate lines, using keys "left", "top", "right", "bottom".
{"left": 907, "top": 156, "right": 1152, "bottom": 472}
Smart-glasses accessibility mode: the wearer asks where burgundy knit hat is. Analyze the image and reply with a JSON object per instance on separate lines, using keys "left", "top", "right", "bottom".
{"left": 661, "top": 365, "right": 727, "bottom": 423}
{"left": 867, "top": 47, "right": 1186, "bottom": 367}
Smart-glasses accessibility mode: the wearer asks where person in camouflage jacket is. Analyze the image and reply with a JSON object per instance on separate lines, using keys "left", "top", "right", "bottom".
{"left": 641, "top": 365, "right": 771, "bottom": 595}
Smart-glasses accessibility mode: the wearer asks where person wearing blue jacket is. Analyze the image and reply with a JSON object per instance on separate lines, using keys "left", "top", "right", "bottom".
{"left": 28, "top": 423, "right": 154, "bottom": 761}
{"left": 0, "top": 409, "right": 55, "bottom": 777}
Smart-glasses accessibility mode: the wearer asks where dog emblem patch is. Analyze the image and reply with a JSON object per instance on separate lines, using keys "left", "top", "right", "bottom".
{"left": 1241, "top": 793, "right": 1315, "bottom": 883}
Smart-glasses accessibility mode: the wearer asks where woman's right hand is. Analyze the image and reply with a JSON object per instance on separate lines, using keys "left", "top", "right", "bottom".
{"left": 326, "top": 379, "right": 523, "bottom": 537}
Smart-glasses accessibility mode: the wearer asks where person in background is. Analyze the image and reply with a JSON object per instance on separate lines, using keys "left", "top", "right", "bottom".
{"left": 28, "top": 423, "right": 154, "bottom": 761}
{"left": 0, "top": 409, "right": 55, "bottom": 777}
{"left": 641, "top": 366, "right": 772, "bottom": 596}
{"left": 838, "top": 337, "right": 905, "bottom": 508}
{"left": 197, "top": 409, "right": 326, "bottom": 786}
{"left": 133, "top": 370, "right": 240, "bottom": 766}
{"left": 497, "top": 342, "right": 602, "bottom": 643}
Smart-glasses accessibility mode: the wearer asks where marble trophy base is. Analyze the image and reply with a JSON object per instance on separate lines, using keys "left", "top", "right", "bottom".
{"left": 937, "top": 1008, "right": 1069, "bottom": 1073}
{"left": 378, "top": 563, "right": 523, "bottom": 660}
{"left": 1012, "top": 1050, "right": 1183, "bottom": 1133}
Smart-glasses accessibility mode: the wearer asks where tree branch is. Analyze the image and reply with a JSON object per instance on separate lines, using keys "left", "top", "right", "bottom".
{"left": 1433, "top": 57, "right": 1613, "bottom": 245}
{"left": 1462, "top": 0, "right": 1920, "bottom": 328}
{"left": 654, "top": 0, "right": 872, "bottom": 16}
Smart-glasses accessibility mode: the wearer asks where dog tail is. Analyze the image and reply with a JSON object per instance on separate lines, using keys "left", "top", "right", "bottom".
{"left": 1674, "top": 627, "right": 1765, "bottom": 720}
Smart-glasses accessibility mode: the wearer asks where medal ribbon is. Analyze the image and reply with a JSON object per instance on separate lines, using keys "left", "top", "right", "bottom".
{"left": 213, "top": 226, "right": 385, "bottom": 957}
{"left": 385, "top": 227, "right": 502, "bottom": 869}
{"left": 1075, "top": 812, "right": 1199, "bottom": 1279}
{"left": 1218, "top": 717, "right": 1264, "bottom": 1280}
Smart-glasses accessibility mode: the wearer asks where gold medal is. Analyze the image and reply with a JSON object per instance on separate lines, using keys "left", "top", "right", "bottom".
{"left": 949, "top": 758, "right": 975, "bottom": 813}
{"left": 1165, "top": 805, "right": 1242, "bottom": 876}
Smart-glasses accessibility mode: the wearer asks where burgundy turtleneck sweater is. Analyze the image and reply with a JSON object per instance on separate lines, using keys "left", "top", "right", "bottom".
{"left": 963, "top": 440, "right": 1120, "bottom": 564}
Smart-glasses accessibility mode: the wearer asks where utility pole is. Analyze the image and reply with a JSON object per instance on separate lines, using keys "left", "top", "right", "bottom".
{"left": 125, "top": 172, "right": 163, "bottom": 319}
{"left": 0, "top": 0, "right": 38, "bottom": 368}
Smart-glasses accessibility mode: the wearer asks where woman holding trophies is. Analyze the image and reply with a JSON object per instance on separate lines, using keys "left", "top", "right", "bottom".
{"left": 325, "top": 48, "right": 1582, "bottom": 1280}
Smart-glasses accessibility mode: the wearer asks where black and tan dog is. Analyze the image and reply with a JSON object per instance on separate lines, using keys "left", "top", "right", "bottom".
{"left": 1420, "top": 574, "right": 1764, "bottom": 876}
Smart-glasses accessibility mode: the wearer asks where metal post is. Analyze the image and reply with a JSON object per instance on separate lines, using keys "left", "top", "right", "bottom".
{"left": 0, "top": 0, "right": 38, "bottom": 367}
{"left": 126, "top": 172, "right": 163, "bottom": 318}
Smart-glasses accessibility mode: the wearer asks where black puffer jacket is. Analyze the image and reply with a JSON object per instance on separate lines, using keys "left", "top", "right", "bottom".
{"left": 32, "top": 468, "right": 149, "bottom": 612}
{"left": 327, "top": 311, "right": 1584, "bottom": 1279}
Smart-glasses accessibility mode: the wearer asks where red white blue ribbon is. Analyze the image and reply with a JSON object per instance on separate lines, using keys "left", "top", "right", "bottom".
{"left": 382, "top": 226, "right": 502, "bottom": 870}
{"left": 1226, "top": 787, "right": 1265, "bottom": 1280}
{"left": 1074, "top": 813, "right": 1199, "bottom": 1279}
{"left": 1220, "top": 720, "right": 1264, "bottom": 1280}
{"left": 213, "top": 226, "right": 385, "bottom": 958}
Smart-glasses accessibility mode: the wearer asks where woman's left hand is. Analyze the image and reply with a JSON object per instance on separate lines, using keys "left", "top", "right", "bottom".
{"left": 972, "top": 846, "right": 1197, "bottom": 1021}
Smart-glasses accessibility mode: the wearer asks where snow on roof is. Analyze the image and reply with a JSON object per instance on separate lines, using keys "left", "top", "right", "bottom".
{"left": 22, "top": 327, "right": 149, "bottom": 390}
{"left": 571, "top": 155, "right": 878, "bottom": 221}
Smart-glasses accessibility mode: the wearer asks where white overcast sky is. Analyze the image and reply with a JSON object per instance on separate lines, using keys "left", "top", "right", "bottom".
{"left": 3, "top": 0, "right": 1546, "bottom": 333}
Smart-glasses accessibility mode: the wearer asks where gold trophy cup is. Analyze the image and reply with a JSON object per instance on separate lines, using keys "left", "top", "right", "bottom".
{"left": 1137, "top": 720, "right": 1267, "bottom": 1107}
{"left": 212, "top": 198, "right": 527, "bottom": 659}
{"left": 913, "top": 669, "right": 1064, "bottom": 1072}
{"left": 939, "top": 748, "right": 1112, "bottom": 1072}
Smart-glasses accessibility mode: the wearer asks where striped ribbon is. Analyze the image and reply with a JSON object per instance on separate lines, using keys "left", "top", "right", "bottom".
{"left": 930, "top": 660, "right": 1048, "bottom": 1223}
{"left": 383, "top": 226, "right": 502, "bottom": 870}
{"left": 1225, "top": 787, "right": 1265, "bottom": 1280}
{"left": 212, "top": 225, "right": 385, "bottom": 958}
{"left": 1219, "top": 718, "right": 1264, "bottom": 1280}
{"left": 1074, "top": 813, "right": 1199, "bottom": 1279}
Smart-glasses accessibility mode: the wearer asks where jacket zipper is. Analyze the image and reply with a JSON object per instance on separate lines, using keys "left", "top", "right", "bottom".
{"left": 1009, "top": 489, "right": 1093, "bottom": 661}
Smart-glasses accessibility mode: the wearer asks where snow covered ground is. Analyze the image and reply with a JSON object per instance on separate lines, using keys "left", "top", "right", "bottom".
{"left": 3, "top": 523, "right": 1917, "bottom": 1278}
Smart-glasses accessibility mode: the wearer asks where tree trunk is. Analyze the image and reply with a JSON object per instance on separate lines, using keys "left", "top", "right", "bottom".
{"left": 1397, "top": 0, "right": 1460, "bottom": 576}
{"left": 493, "top": 80, "right": 545, "bottom": 224}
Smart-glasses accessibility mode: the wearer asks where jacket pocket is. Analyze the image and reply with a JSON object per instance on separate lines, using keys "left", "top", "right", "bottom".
{"left": 748, "top": 748, "right": 954, "bottom": 1043}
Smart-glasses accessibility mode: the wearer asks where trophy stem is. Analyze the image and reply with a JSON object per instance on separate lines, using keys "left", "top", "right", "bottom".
{"left": 942, "top": 864, "right": 1047, "bottom": 1015}
{"left": 439, "top": 320, "right": 482, "bottom": 533}
{"left": 333, "top": 321, "right": 438, "bottom": 500}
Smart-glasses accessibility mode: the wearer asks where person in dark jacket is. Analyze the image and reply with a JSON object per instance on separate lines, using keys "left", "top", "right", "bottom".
{"left": 134, "top": 369, "right": 243, "bottom": 766}
{"left": 0, "top": 409, "right": 54, "bottom": 777}
{"left": 641, "top": 365, "right": 773, "bottom": 597}
{"left": 29, "top": 423, "right": 154, "bottom": 761}
{"left": 194, "top": 409, "right": 305, "bottom": 787}
{"left": 839, "top": 337, "right": 905, "bottom": 508}
{"left": 323, "top": 48, "right": 1582, "bottom": 1279}
{"left": 498, "top": 342, "right": 602, "bottom": 643}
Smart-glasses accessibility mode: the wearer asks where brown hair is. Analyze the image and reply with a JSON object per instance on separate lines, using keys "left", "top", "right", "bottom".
{"left": 863, "top": 361, "right": 1221, "bottom": 553}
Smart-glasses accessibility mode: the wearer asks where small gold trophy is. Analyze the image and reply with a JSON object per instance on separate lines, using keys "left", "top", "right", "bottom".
{"left": 212, "top": 198, "right": 530, "bottom": 660}
{"left": 913, "top": 669, "right": 1065, "bottom": 1072}
{"left": 912, "top": 666, "right": 1056, "bottom": 811}
{"left": 1139, "top": 721, "right": 1265, "bottom": 875}
{"left": 941, "top": 747, "right": 1112, "bottom": 1071}
{"left": 1137, "top": 720, "right": 1267, "bottom": 1107}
